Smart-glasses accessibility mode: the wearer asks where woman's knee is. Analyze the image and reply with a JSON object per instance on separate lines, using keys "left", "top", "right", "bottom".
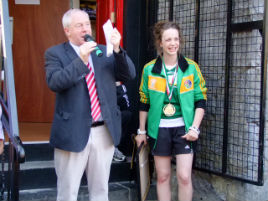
{"left": 176, "top": 172, "right": 191, "bottom": 185}
{"left": 157, "top": 171, "right": 171, "bottom": 184}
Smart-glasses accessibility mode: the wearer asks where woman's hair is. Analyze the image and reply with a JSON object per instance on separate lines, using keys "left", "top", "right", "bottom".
{"left": 153, "top": 21, "right": 184, "bottom": 55}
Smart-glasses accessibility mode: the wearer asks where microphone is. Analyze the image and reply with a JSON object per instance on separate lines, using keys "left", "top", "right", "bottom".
{"left": 84, "top": 34, "right": 103, "bottom": 57}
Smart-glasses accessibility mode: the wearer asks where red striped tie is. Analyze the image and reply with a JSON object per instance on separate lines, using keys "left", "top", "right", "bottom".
{"left": 86, "top": 63, "right": 101, "bottom": 122}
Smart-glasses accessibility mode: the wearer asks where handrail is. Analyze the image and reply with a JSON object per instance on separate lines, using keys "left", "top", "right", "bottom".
{"left": 0, "top": 0, "right": 26, "bottom": 200}
{"left": 0, "top": 96, "right": 25, "bottom": 162}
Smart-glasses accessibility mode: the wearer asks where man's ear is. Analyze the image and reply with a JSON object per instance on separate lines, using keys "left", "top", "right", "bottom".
{"left": 64, "top": 27, "right": 70, "bottom": 37}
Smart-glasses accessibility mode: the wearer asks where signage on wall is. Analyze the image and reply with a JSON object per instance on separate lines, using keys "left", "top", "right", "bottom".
{"left": 15, "top": 0, "right": 40, "bottom": 5}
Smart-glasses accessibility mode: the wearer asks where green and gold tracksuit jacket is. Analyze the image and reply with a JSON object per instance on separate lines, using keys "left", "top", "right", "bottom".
{"left": 139, "top": 55, "right": 207, "bottom": 140}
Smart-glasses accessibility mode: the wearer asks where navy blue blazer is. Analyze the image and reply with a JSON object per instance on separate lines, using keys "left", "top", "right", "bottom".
{"left": 45, "top": 42, "right": 136, "bottom": 152}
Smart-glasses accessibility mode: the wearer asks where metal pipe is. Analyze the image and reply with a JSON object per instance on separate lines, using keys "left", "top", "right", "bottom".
{"left": 258, "top": 0, "right": 268, "bottom": 186}
{"left": 222, "top": 0, "right": 233, "bottom": 174}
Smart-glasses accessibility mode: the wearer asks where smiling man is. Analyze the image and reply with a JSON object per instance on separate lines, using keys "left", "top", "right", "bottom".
{"left": 44, "top": 8, "right": 136, "bottom": 201}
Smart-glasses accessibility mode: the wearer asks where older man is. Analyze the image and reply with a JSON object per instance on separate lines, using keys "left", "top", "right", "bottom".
{"left": 44, "top": 8, "right": 136, "bottom": 201}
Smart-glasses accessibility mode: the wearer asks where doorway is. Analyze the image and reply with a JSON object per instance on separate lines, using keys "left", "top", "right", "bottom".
{"left": 9, "top": 0, "right": 123, "bottom": 142}
{"left": 9, "top": 0, "right": 70, "bottom": 142}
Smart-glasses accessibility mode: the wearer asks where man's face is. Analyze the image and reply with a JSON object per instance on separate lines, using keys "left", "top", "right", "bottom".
{"left": 64, "top": 11, "right": 92, "bottom": 46}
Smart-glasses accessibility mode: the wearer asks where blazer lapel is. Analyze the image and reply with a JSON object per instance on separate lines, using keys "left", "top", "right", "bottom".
{"left": 91, "top": 53, "right": 101, "bottom": 79}
{"left": 91, "top": 53, "right": 104, "bottom": 100}
{"left": 64, "top": 42, "right": 78, "bottom": 61}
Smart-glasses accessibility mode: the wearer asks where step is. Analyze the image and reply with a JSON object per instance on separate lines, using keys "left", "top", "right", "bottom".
{"left": 2, "top": 142, "right": 53, "bottom": 162}
{"left": 18, "top": 182, "right": 157, "bottom": 201}
{"left": 22, "top": 142, "right": 53, "bottom": 161}
{"left": 16, "top": 159, "right": 135, "bottom": 190}
{"left": 1, "top": 142, "right": 136, "bottom": 190}
{"left": 1, "top": 143, "right": 224, "bottom": 201}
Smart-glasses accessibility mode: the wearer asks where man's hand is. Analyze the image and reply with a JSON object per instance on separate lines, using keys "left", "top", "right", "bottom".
{"left": 181, "top": 130, "right": 199, "bottom": 141}
{"left": 79, "top": 41, "right": 97, "bottom": 64}
{"left": 135, "top": 134, "right": 147, "bottom": 147}
{"left": 110, "top": 28, "right": 121, "bottom": 53}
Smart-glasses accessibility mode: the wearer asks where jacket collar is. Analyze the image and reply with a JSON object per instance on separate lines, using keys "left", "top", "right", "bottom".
{"left": 64, "top": 42, "right": 78, "bottom": 61}
{"left": 64, "top": 41, "right": 99, "bottom": 73}
{"left": 152, "top": 54, "right": 189, "bottom": 74}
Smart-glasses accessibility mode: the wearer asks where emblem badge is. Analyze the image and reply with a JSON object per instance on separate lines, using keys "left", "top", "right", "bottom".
{"left": 184, "top": 80, "right": 192, "bottom": 89}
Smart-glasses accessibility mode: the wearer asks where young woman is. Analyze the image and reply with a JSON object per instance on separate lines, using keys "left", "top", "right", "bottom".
{"left": 136, "top": 21, "right": 207, "bottom": 201}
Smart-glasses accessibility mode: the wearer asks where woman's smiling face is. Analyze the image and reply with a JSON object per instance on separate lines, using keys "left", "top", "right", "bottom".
{"left": 160, "top": 28, "right": 180, "bottom": 56}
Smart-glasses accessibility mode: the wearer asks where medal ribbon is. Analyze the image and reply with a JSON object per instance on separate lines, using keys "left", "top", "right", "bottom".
{"left": 162, "top": 60, "right": 179, "bottom": 101}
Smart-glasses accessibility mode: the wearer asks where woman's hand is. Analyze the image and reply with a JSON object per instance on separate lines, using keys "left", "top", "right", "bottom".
{"left": 135, "top": 134, "right": 147, "bottom": 147}
{"left": 181, "top": 130, "right": 199, "bottom": 141}
{"left": 182, "top": 108, "right": 204, "bottom": 141}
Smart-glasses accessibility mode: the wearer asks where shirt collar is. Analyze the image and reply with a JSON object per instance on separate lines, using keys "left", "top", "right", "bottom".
{"left": 69, "top": 42, "right": 80, "bottom": 55}
{"left": 69, "top": 41, "right": 94, "bottom": 70}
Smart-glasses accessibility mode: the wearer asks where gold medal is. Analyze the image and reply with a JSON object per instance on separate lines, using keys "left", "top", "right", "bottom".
{"left": 163, "top": 103, "right": 176, "bottom": 116}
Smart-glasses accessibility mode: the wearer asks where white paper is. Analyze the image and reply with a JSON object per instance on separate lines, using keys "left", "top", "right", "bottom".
{"left": 102, "top": 19, "right": 114, "bottom": 57}
{"left": 15, "top": 0, "right": 40, "bottom": 4}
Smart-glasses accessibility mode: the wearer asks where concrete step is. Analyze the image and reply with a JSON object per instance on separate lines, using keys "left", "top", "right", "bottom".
{"left": 18, "top": 181, "right": 157, "bottom": 201}
{"left": 2, "top": 142, "right": 53, "bottom": 162}
{"left": 1, "top": 142, "right": 136, "bottom": 190}
{"left": 2, "top": 143, "right": 224, "bottom": 201}
{"left": 16, "top": 159, "right": 135, "bottom": 190}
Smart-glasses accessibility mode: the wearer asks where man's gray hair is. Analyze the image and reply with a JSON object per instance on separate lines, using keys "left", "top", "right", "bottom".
{"left": 62, "top": 9, "right": 89, "bottom": 28}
